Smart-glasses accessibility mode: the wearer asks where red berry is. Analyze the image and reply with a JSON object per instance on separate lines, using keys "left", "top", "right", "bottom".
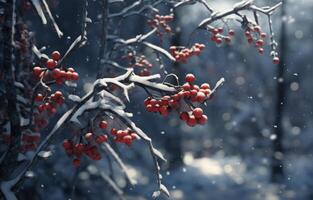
{"left": 187, "top": 115, "right": 197, "bottom": 127}
{"left": 179, "top": 112, "right": 189, "bottom": 122}
{"left": 46, "top": 59, "right": 57, "bottom": 69}
{"left": 215, "top": 38, "right": 222, "bottom": 44}
{"left": 200, "top": 83, "right": 210, "bottom": 89}
{"left": 71, "top": 72, "right": 79, "bottom": 81}
{"left": 62, "top": 139, "right": 72, "bottom": 149}
{"left": 96, "top": 134, "right": 108, "bottom": 144}
{"left": 99, "top": 120, "right": 108, "bottom": 129}
{"left": 49, "top": 107, "right": 57, "bottom": 114}
{"left": 256, "top": 39, "right": 264, "bottom": 47}
{"left": 37, "top": 105, "right": 45, "bottom": 112}
{"left": 73, "top": 158, "right": 81, "bottom": 167}
{"left": 196, "top": 92, "right": 206, "bottom": 102}
{"left": 130, "top": 133, "right": 138, "bottom": 140}
{"left": 212, "top": 28, "right": 219, "bottom": 34}
{"left": 198, "top": 114, "right": 208, "bottom": 125}
{"left": 35, "top": 94, "right": 44, "bottom": 102}
{"left": 273, "top": 57, "right": 280, "bottom": 64}
{"left": 67, "top": 67, "right": 75, "bottom": 72}
{"left": 54, "top": 91, "right": 63, "bottom": 98}
{"left": 261, "top": 32, "right": 267, "bottom": 38}
{"left": 123, "top": 135, "right": 133, "bottom": 145}
{"left": 66, "top": 71, "right": 72, "bottom": 80}
{"left": 33, "top": 66, "right": 42, "bottom": 77}
{"left": 245, "top": 31, "right": 251, "bottom": 37}
{"left": 111, "top": 128, "right": 117, "bottom": 136}
{"left": 159, "top": 106, "right": 169, "bottom": 116}
{"left": 75, "top": 143, "right": 85, "bottom": 152}
{"left": 192, "top": 108, "right": 203, "bottom": 119}
{"left": 161, "top": 96, "right": 170, "bottom": 105}
{"left": 182, "top": 83, "right": 191, "bottom": 91}
{"left": 52, "top": 68, "right": 62, "bottom": 79}
{"left": 51, "top": 51, "right": 61, "bottom": 61}
{"left": 146, "top": 104, "right": 153, "bottom": 112}
{"left": 228, "top": 29, "right": 235, "bottom": 36}
{"left": 185, "top": 73, "right": 195, "bottom": 83}
{"left": 254, "top": 26, "right": 261, "bottom": 33}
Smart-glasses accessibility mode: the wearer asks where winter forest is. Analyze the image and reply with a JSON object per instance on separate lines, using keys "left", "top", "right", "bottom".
{"left": 0, "top": 0, "right": 312, "bottom": 199}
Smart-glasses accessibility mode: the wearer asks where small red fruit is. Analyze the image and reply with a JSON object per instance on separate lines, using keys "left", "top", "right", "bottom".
{"left": 96, "top": 134, "right": 108, "bottom": 144}
{"left": 273, "top": 57, "right": 280, "bottom": 64}
{"left": 35, "top": 94, "right": 44, "bottom": 102}
{"left": 33, "top": 66, "right": 42, "bottom": 77}
{"left": 196, "top": 92, "right": 206, "bottom": 102}
{"left": 123, "top": 135, "right": 132, "bottom": 145}
{"left": 52, "top": 68, "right": 62, "bottom": 79}
{"left": 192, "top": 108, "right": 203, "bottom": 119}
{"left": 185, "top": 73, "right": 195, "bottom": 83}
{"left": 46, "top": 59, "right": 57, "bottom": 69}
{"left": 187, "top": 116, "right": 197, "bottom": 127}
{"left": 71, "top": 72, "right": 79, "bottom": 80}
{"left": 228, "top": 29, "right": 235, "bottom": 36}
{"left": 99, "top": 120, "right": 108, "bottom": 129}
{"left": 51, "top": 51, "right": 61, "bottom": 61}
{"left": 180, "top": 112, "right": 189, "bottom": 122}
{"left": 198, "top": 115, "right": 208, "bottom": 125}
{"left": 73, "top": 158, "right": 81, "bottom": 167}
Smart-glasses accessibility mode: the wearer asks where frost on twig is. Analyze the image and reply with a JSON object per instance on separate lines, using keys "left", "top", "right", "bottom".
{"left": 30, "top": 0, "right": 63, "bottom": 37}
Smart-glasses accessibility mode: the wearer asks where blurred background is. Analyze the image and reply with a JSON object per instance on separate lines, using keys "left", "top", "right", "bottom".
{"left": 15, "top": 0, "right": 313, "bottom": 199}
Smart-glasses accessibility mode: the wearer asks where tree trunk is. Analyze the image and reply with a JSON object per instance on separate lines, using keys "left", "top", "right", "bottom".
{"left": 0, "top": 0, "right": 22, "bottom": 181}
{"left": 271, "top": 0, "right": 287, "bottom": 183}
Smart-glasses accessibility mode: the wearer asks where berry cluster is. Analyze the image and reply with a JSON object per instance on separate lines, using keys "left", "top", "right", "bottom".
{"left": 62, "top": 119, "right": 139, "bottom": 167}
{"left": 111, "top": 128, "right": 138, "bottom": 146}
{"left": 147, "top": 14, "right": 173, "bottom": 39}
{"left": 32, "top": 51, "right": 79, "bottom": 84}
{"left": 20, "top": 131, "right": 40, "bottom": 152}
{"left": 179, "top": 108, "right": 208, "bottom": 127}
{"left": 244, "top": 25, "right": 267, "bottom": 53}
{"left": 36, "top": 91, "right": 65, "bottom": 115}
{"left": 62, "top": 120, "right": 110, "bottom": 167}
{"left": 244, "top": 25, "right": 280, "bottom": 64}
{"left": 144, "top": 74, "right": 212, "bottom": 126}
{"left": 125, "top": 53, "right": 153, "bottom": 76}
{"left": 63, "top": 140, "right": 103, "bottom": 167}
{"left": 170, "top": 43, "right": 205, "bottom": 63}
{"left": 209, "top": 27, "right": 235, "bottom": 45}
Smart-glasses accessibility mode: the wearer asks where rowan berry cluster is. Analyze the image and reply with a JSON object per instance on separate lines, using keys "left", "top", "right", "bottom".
{"left": 209, "top": 27, "right": 235, "bottom": 45}
{"left": 144, "top": 74, "right": 212, "bottom": 126}
{"left": 20, "top": 131, "right": 40, "bottom": 152}
{"left": 32, "top": 51, "right": 79, "bottom": 84}
{"left": 62, "top": 120, "right": 110, "bottom": 167}
{"left": 125, "top": 53, "right": 153, "bottom": 76}
{"left": 36, "top": 91, "right": 65, "bottom": 114}
{"left": 62, "top": 119, "right": 139, "bottom": 167}
{"left": 147, "top": 14, "right": 173, "bottom": 38}
{"left": 111, "top": 128, "right": 138, "bottom": 146}
{"left": 244, "top": 25, "right": 266, "bottom": 53}
{"left": 244, "top": 25, "right": 280, "bottom": 64}
{"left": 63, "top": 140, "right": 103, "bottom": 167}
{"left": 170, "top": 43, "right": 205, "bottom": 63}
